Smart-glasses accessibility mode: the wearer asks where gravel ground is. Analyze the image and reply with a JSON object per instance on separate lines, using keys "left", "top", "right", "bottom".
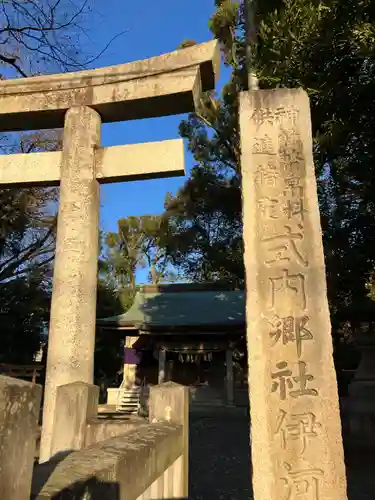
{"left": 188, "top": 409, "right": 375, "bottom": 500}
{"left": 189, "top": 410, "right": 252, "bottom": 500}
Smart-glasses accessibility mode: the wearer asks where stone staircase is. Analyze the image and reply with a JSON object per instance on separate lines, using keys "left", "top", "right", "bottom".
{"left": 116, "top": 385, "right": 141, "bottom": 414}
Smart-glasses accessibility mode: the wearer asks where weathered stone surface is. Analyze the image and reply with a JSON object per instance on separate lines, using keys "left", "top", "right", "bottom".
{"left": 39, "top": 106, "right": 101, "bottom": 463}
{"left": 239, "top": 89, "right": 347, "bottom": 499}
{"left": 96, "top": 139, "right": 185, "bottom": 183}
{"left": 32, "top": 423, "right": 183, "bottom": 499}
{"left": 0, "top": 139, "right": 185, "bottom": 188}
{"left": 0, "top": 151, "right": 61, "bottom": 187}
{"left": 0, "top": 375, "right": 42, "bottom": 500}
{"left": 140, "top": 456, "right": 183, "bottom": 500}
{"left": 50, "top": 382, "right": 99, "bottom": 457}
{"left": 0, "top": 40, "right": 220, "bottom": 132}
{"left": 149, "top": 382, "right": 189, "bottom": 497}
{"left": 0, "top": 36, "right": 215, "bottom": 476}
{"left": 85, "top": 419, "right": 138, "bottom": 447}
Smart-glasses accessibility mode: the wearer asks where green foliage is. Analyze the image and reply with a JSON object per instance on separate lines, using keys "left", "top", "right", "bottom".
{"left": 164, "top": 166, "right": 243, "bottom": 284}
{"left": 165, "top": 0, "right": 375, "bottom": 321}
{"left": 95, "top": 215, "right": 179, "bottom": 380}
{"left": 0, "top": 131, "right": 61, "bottom": 363}
{"left": 209, "top": 1, "right": 239, "bottom": 65}
{"left": 101, "top": 215, "right": 175, "bottom": 293}
{"left": 178, "top": 40, "right": 197, "bottom": 49}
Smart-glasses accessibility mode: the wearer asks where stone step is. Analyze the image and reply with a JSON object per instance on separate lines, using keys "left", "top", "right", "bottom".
{"left": 116, "top": 388, "right": 141, "bottom": 413}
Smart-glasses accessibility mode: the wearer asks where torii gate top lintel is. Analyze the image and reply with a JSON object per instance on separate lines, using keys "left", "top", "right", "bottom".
{"left": 6, "top": 39, "right": 220, "bottom": 464}
{"left": 0, "top": 40, "right": 220, "bottom": 132}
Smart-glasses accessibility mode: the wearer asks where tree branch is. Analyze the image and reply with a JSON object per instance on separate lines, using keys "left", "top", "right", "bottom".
{"left": 0, "top": 53, "right": 27, "bottom": 77}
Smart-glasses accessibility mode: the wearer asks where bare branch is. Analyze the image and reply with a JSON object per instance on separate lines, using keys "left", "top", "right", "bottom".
{"left": 0, "top": 53, "right": 27, "bottom": 76}
{"left": 0, "top": 0, "right": 126, "bottom": 77}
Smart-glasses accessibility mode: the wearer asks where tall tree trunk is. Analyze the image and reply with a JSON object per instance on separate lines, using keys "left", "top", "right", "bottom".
{"left": 150, "top": 262, "right": 159, "bottom": 284}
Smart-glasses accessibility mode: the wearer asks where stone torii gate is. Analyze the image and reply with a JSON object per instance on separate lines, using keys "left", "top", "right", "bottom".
{"left": 0, "top": 40, "right": 219, "bottom": 463}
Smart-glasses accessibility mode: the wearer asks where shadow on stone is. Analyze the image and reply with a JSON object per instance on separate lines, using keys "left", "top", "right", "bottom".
{"left": 32, "top": 472, "right": 188, "bottom": 500}
{"left": 31, "top": 451, "right": 73, "bottom": 498}
{"left": 32, "top": 477, "right": 120, "bottom": 500}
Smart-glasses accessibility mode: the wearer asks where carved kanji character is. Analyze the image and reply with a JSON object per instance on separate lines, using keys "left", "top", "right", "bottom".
{"left": 268, "top": 315, "right": 313, "bottom": 357}
{"left": 269, "top": 269, "right": 307, "bottom": 310}
{"left": 275, "top": 106, "right": 299, "bottom": 127}
{"left": 255, "top": 158, "right": 280, "bottom": 188}
{"left": 275, "top": 409, "right": 321, "bottom": 455}
{"left": 281, "top": 462, "right": 323, "bottom": 500}
{"left": 271, "top": 361, "right": 318, "bottom": 400}
{"left": 258, "top": 197, "right": 280, "bottom": 219}
{"left": 252, "top": 107, "right": 275, "bottom": 127}
{"left": 262, "top": 224, "right": 308, "bottom": 267}
{"left": 271, "top": 361, "right": 293, "bottom": 400}
{"left": 290, "top": 361, "right": 319, "bottom": 398}
{"left": 279, "top": 130, "right": 304, "bottom": 174}
{"left": 253, "top": 134, "right": 274, "bottom": 154}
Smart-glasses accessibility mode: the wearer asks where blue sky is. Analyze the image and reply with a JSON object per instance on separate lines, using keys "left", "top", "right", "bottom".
{"left": 79, "top": 0, "right": 229, "bottom": 282}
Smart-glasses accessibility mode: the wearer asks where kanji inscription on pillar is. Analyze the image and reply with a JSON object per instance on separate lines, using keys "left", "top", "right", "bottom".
{"left": 240, "top": 89, "right": 347, "bottom": 500}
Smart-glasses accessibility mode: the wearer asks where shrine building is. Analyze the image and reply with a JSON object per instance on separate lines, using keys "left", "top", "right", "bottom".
{"left": 96, "top": 283, "right": 248, "bottom": 408}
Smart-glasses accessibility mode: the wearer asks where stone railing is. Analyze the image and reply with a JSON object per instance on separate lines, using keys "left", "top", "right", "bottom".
{"left": 31, "top": 422, "right": 186, "bottom": 499}
{"left": 0, "top": 375, "right": 188, "bottom": 500}
{"left": 0, "top": 375, "right": 42, "bottom": 500}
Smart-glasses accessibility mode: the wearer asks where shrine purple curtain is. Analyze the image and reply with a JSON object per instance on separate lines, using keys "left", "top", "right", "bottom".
{"left": 124, "top": 348, "right": 142, "bottom": 365}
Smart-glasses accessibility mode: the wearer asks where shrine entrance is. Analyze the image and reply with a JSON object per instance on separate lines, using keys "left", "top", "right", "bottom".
{"left": 157, "top": 341, "right": 228, "bottom": 406}
{"left": 97, "top": 283, "right": 248, "bottom": 408}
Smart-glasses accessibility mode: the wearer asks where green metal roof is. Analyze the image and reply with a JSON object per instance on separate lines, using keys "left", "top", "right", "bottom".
{"left": 97, "top": 286, "right": 245, "bottom": 330}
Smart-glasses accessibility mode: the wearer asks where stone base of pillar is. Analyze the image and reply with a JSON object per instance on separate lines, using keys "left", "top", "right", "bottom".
{"left": 50, "top": 382, "right": 99, "bottom": 458}
{"left": 106, "top": 388, "right": 120, "bottom": 406}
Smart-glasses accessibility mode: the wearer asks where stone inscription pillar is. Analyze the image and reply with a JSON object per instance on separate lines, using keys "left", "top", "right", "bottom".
{"left": 40, "top": 106, "right": 101, "bottom": 463}
{"left": 239, "top": 89, "right": 347, "bottom": 500}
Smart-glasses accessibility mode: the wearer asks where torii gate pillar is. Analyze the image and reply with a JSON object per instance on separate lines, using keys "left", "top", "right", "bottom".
{"left": 0, "top": 40, "right": 219, "bottom": 463}
{"left": 42, "top": 107, "right": 101, "bottom": 462}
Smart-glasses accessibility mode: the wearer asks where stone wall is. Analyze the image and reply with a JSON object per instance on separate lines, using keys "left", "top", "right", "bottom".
{"left": 85, "top": 419, "right": 138, "bottom": 447}
{"left": 30, "top": 382, "right": 189, "bottom": 499}
{"left": 0, "top": 376, "right": 42, "bottom": 500}
{"left": 31, "top": 423, "right": 184, "bottom": 499}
